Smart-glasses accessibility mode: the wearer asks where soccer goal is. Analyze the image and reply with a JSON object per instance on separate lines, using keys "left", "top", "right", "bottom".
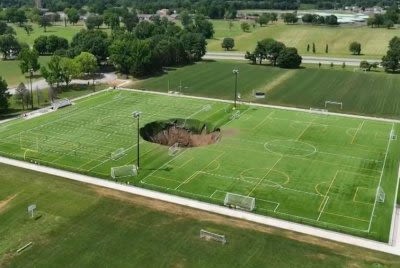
{"left": 168, "top": 143, "right": 180, "bottom": 156}
{"left": 110, "top": 165, "right": 138, "bottom": 180}
{"left": 111, "top": 148, "right": 126, "bottom": 160}
{"left": 52, "top": 98, "right": 72, "bottom": 110}
{"left": 230, "top": 110, "right": 240, "bottom": 120}
{"left": 390, "top": 129, "right": 397, "bottom": 140}
{"left": 325, "top": 100, "right": 343, "bottom": 110}
{"left": 224, "top": 193, "right": 255, "bottom": 211}
{"left": 199, "top": 229, "right": 227, "bottom": 244}
{"left": 376, "top": 186, "right": 385, "bottom": 203}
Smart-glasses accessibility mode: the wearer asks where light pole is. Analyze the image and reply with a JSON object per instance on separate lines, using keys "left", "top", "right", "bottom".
{"left": 132, "top": 111, "right": 142, "bottom": 169}
{"left": 232, "top": 68, "right": 239, "bottom": 109}
{"left": 29, "top": 68, "right": 34, "bottom": 109}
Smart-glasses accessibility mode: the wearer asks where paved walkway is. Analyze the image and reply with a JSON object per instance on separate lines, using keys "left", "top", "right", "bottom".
{"left": 204, "top": 52, "right": 381, "bottom": 66}
{"left": 7, "top": 72, "right": 118, "bottom": 95}
{"left": 0, "top": 155, "right": 399, "bottom": 255}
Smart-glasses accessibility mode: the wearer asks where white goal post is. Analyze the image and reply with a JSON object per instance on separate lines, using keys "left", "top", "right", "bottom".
{"left": 110, "top": 165, "right": 137, "bottom": 179}
{"left": 111, "top": 148, "right": 126, "bottom": 160}
{"left": 390, "top": 129, "right": 397, "bottom": 140}
{"left": 224, "top": 193, "right": 255, "bottom": 211}
{"left": 168, "top": 143, "right": 180, "bottom": 156}
{"left": 199, "top": 229, "right": 227, "bottom": 244}
{"left": 377, "top": 186, "right": 385, "bottom": 203}
{"left": 52, "top": 98, "right": 72, "bottom": 110}
{"left": 325, "top": 100, "right": 343, "bottom": 110}
{"left": 230, "top": 110, "right": 240, "bottom": 120}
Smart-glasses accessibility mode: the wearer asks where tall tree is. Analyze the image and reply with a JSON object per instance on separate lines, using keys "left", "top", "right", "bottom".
{"left": 60, "top": 57, "right": 80, "bottom": 87}
{"left": 14, "top": 82, "right": 30, "bottom": 110}
{"left": 41, "top": 55, "right": 63, "bottom": 91}
{"left": 85, "top": 14, "right": 103, "bottom": 30}
{"left": 109, "top": 38, "right": 152, "bottom": 77}
{"left": 18, "top": 48, "right": 40, "bottom": 75}
{"left": 122, "top": 11, "right": 139, "bottom": 32}
{"left": 39, "top": 15, "right": 51, "bottom": 32}
{"left": 0, "top": 76, "right": 9, "bottom": 113}
{"left": 66, "top": 8, "right": 80, "bottom": 25}
{"left": 382, "top": 37, "right": 400, "bottom": 72}
{"left": 0, "top": 34, "right": 21, "bottom": 60}
{"left": 70, "top": 30, "right": 109, "bottom": 62}
{"left": 276, "top": 47, "right": 302, "bottom": 68}
{"left": 74, "top": 52, "right": 98, "bottom": 78}
{"left": 349, "top": 42, "right": 361, "bottom": 55}
{"left": 221, "top": 37, "right": 234, "bottom": 51}
{"left": 180, "top": 10, "right": 191, "bottom": 28}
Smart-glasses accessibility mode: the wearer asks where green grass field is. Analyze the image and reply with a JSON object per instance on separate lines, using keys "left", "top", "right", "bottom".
{"left": 0, "top": 90, "right": 399, "bottom": 242}
{"left": 208, "top": 20, "right": 399, "bottom": 58}
{"left": 11, "top": 23, "right": 87, "bottom": 46}
{"left": 0, "top": 56, "right": 50, "bottom": 86}
{"left": 138, "top": 60, "right": 400, "bottom": 118}
{"left": 3, "top": 164, "right": 400, "bottom": 267}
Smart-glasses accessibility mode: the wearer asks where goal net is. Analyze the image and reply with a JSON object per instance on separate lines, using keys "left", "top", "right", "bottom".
{"left": 168, "top": 143, "right": 180, "bottom": 156}
{"left": 325, "top": 100, "right": 343, "bottom": 110}
{"left": 199, "top": 229, "right": 227, "bottom": 244}
{"left": 390, "top": 129, "right": 397, "bottom": 140}
{"left": 52, "top": 98, "right": 72, "bottom": 110}
{"left": 224, "top": 192, "right": 255, "bottom": 211}
{"left": 377, "top": 186, "right": 385, "bottom": 203}
{"left": 111, "top": 148, "right": 126, "bottom": 160}
{"left": 230, "top": 110, "right": 240, "bottom": 120}
{"left": 111, "top": 164, "right": 137, "bottom": 179}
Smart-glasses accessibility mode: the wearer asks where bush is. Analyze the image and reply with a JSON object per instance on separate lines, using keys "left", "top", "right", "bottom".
{"left": 276, "top": 47, "right": 302, "bottom": 68}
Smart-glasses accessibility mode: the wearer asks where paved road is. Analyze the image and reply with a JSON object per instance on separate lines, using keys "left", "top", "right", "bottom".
{"left": 7, "top": 72, "right": 118, "bottom": 95}
{"left": 204, "top": 52, "right": 381, "bottom": 67}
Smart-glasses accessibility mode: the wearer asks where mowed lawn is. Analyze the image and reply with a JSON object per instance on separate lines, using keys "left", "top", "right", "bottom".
{"left": 2, "top": 165, "right": 400, "bottom": 267}
{"left": 0, "top": 90, "right": 399, "bottom": 241}
{"left": 11, "top": 23, "right": 87, "bottom": 46}
{"left": 208, "top": 20, "right": 399, "bottom": 58}
{"left": 0, "top": 56, "right": 51, "bottom": 86}
{"left": 138, "top": 60, "right": 400, "bottom": 118}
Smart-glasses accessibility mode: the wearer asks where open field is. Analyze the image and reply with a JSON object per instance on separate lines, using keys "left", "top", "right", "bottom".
{"left": 2, "top": 164, "right": 400, "bottom": 267}
{"left": 0, "top": 90, "right": 399, "bottom": 242}
{"left": 138, "top": 60, "right": 400, "bottom": 118}
{"left": 208, "top": 20, "right": 399, "bottom": 58}
{"left": 0, "top": 56, "right": 51, "bottom": 86}
{"left": 3, "top": 84, "right": 108, "bottom": 119}
{"left": 11, "top": 23, "right": 87, "bottom": 46}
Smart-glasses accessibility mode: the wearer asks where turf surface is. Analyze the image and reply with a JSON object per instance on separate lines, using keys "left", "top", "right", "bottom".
{"left": 2, "top": 164, "right": 400, "bottom": 267}
{"left": 208, "top": 20, "right": 399, "bottom": 58}
{"left": 0, "top": 89, "right": 399, "bottom": 242}
{"left": 138, "top": 60, "right": 400, "bottom": 118}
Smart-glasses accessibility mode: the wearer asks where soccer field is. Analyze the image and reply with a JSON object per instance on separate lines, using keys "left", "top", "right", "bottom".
{"left": 0, "top": 90, "right": 399, "bottom": 241}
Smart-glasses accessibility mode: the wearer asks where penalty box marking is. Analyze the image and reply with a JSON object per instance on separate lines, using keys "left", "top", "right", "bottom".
{"left": 174, "top": 153, "right": 225, "bottom": 190}
{"left": 353, "top": 187, "right": 375, "bottom": 205}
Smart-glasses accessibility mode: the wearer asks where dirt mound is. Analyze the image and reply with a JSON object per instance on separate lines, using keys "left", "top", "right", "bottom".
{"left": 140, "top": 119, "right": 221, "bottom": 147}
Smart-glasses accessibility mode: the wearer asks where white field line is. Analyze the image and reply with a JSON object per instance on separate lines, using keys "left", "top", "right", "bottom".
{"left": 1, "top": 156, "right": 400, "bottom": 255}
{"left": 317, "top": 170, "right": 339, "bottom": 221}
{"left": 175, "top": 154, "right": 224, "bottom": 190}
{"left": 368, "top": 123, "right": 394, "bottom": 232}
{"left": 317, "top": 197, "right": 330, "bottom": 221}
{"left": 351, "top": 121, "right": 365, "bottom": 144}
{"left": 296, "top": 121, "right": 313, "bottom": 140}
{"left": 247, "top": 156, "right": 283, "bottom": 197}
{"left": 120, "top": 88, "right": 400, "bottom": 124}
